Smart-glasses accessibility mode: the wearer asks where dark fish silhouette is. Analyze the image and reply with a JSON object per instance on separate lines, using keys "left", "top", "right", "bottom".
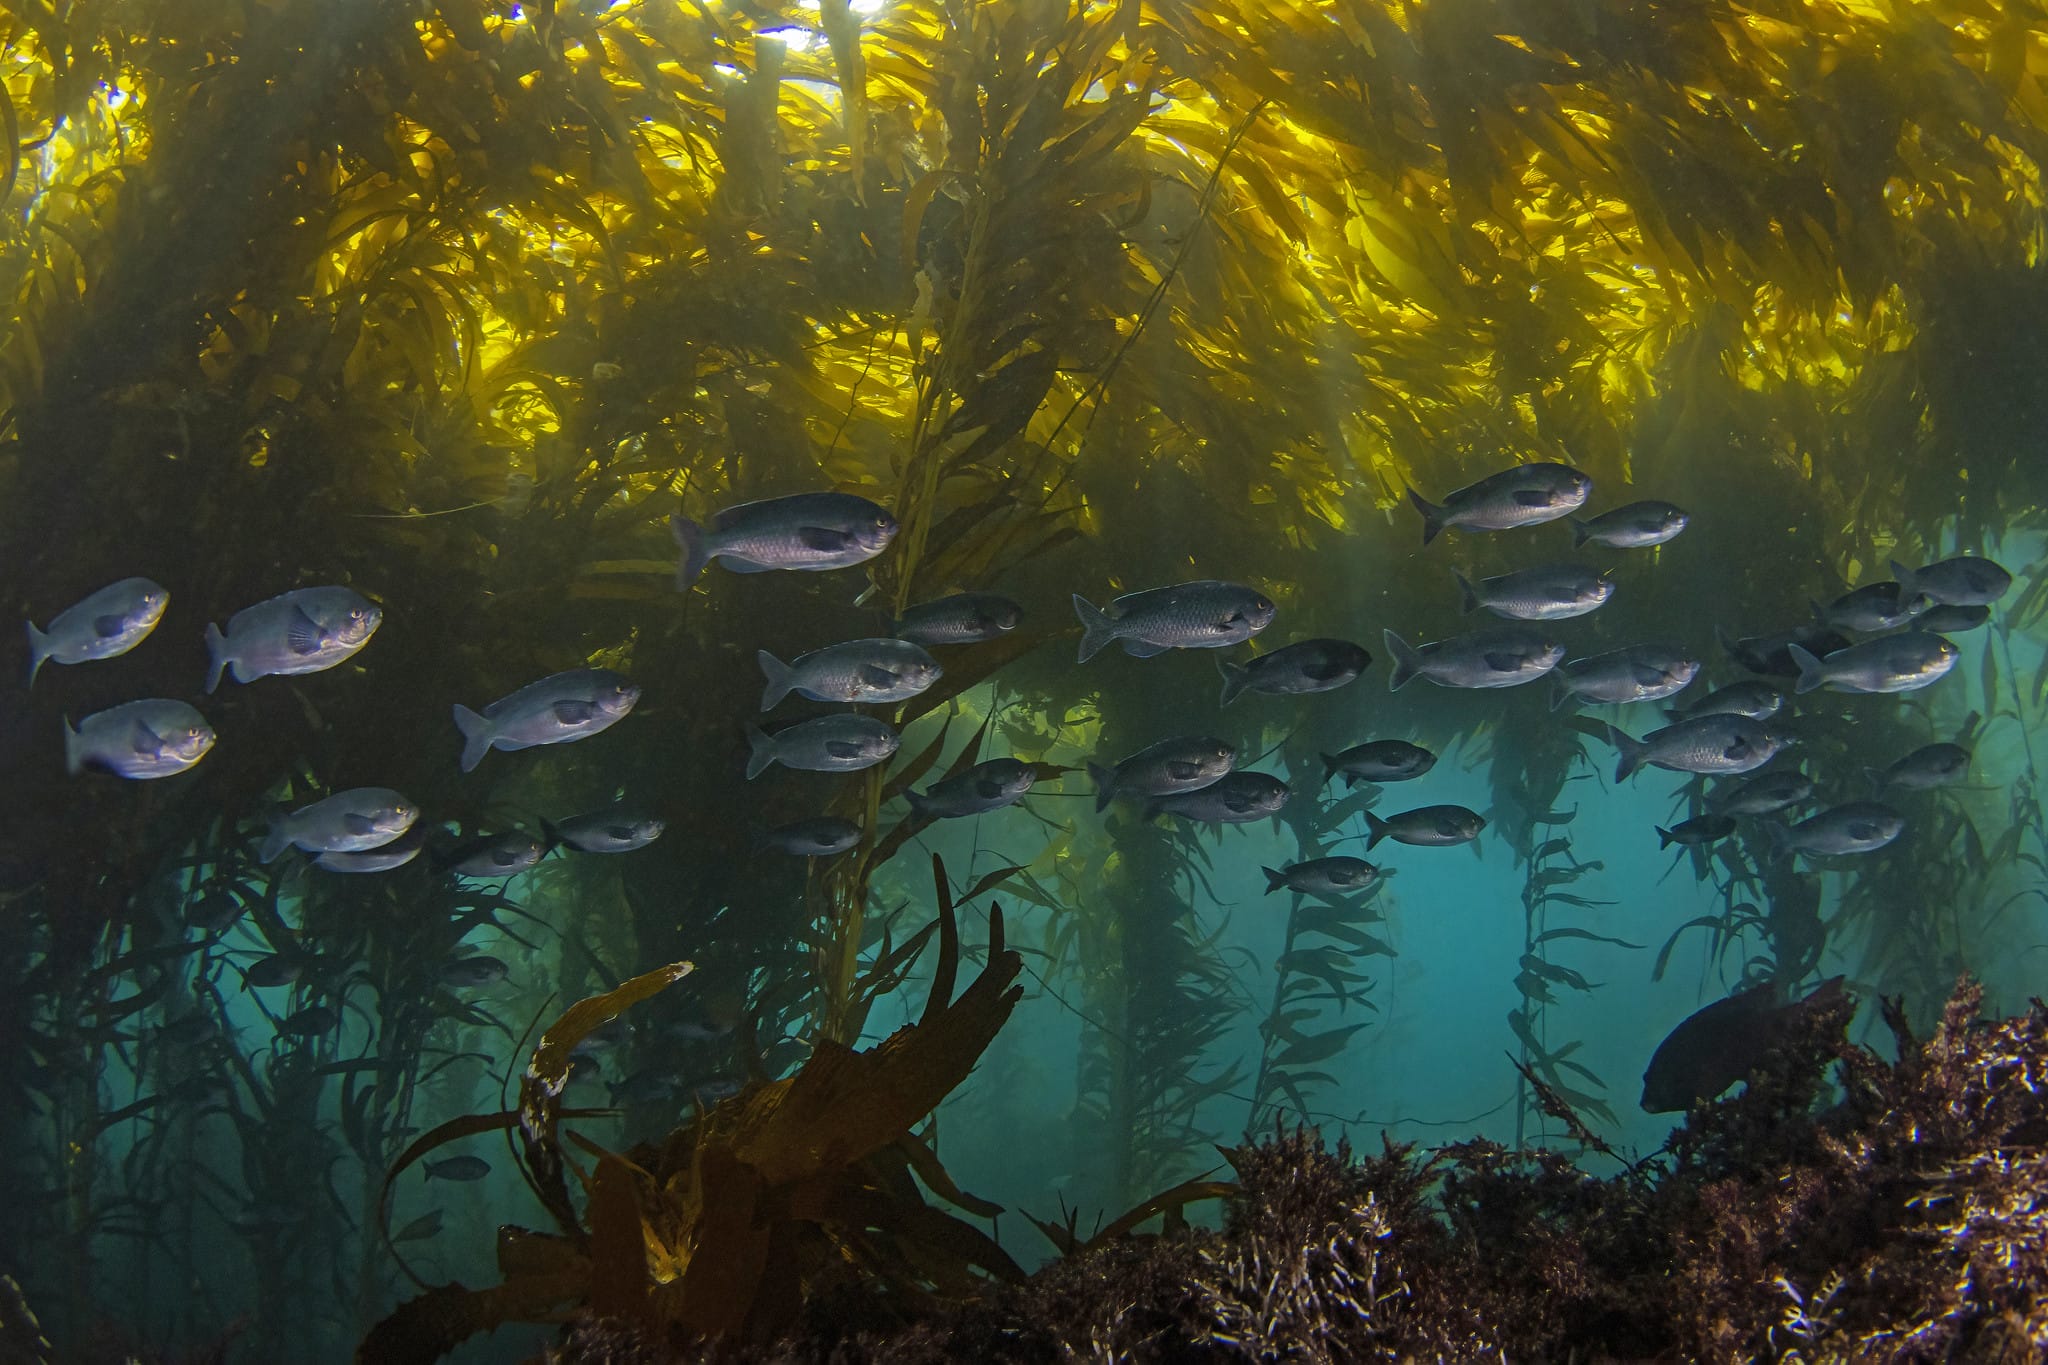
{"left": 423, "top": 1156, "right": 491, "bottom": 1182}
{"left": 1216, "top": 638, "right": 1370, "bottom": 706}
{"left": 891, "top": 592, "right": 1023, "bottom": 645}
{"left": 757, "top": 816, "right": 862, "bottom": 855}
{"left": 1641, "top": 976, "right": 1846, "bottom": 1113}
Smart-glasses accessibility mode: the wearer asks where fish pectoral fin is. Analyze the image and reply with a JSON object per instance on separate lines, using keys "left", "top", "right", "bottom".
{"left": 1164, "top": 760, "right": 1201, "bottom": 780}
{"left": 1301, "top": 659, "right": 1346, "bottom": 681}
{"left": 1481, "top": 652, "right": 1526, "bottom": 672}
{"left": 284, "top": 607, "right": 331, "bottom": 656}
{"left": 1511, "top": 489, "right": 1554, "bottom": 507}
{"left": 1121, "top": 639, "right": 1170, "bottom": 658}
{"left": 131, "top": 722, "right": 166, "bottom": 756}
{"left": 797, "top": 526, "right": 858, "bottom": 552}
{"left": 604, "top": 826, "right": 634, "bottom": 841}
{"left": 94, "top": 613, "right": 131, "bottom": 638}
{"left": 973, "top": 779, "right": 1004, "bottom": 798}
{"left": 858, "top": 665, "right": 900, "bottom": 688}
{"left": 552, "top": 700, "right": 597, "bottom": 724}
{"left": 823, "top": 739, "right": 865, "bottom": 758}
{"left": 342, "top": 814, "right": 379, "bottom": 835}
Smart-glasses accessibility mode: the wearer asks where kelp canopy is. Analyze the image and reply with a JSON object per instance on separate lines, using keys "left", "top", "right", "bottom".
{"left": 2, "top": 0, "right": 2048, "bottom": 1359}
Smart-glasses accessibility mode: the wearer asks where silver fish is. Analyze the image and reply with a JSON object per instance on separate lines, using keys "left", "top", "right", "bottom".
{"left": 1766, "top": 802, "right": 1905, "bottom": 859}
{"left": 1708, "top": 770, "right": 1812, "bottom": 816}
{"left": 444, "top": 832, "right": 547, "bottom": 878}
{"left": 1657, "top": 814, "right": 1735, "bottom": 850}
{"left": 1087, "top": 736, "right": 1236, "bottom": 813}
{"left": 1663, "top": 680, "right": 1784, "bottom": 722}
{"left": 1868, "top": 742, "right": 1970, "bottom": 791}
{"left": 452, "top": 669, "right": 640, "bottom": 773}
{"left": 1453, "top": 564, "right": 1613, "bottom": 620}
{"left": 757, "top": 638, "right": 941, "bottom": 710}
{"left": 63, "top": 700, "right": 214, "bottom": 780}
{"left": 1144, "top": 771, "right": 1289, "bottom": 824}
{"left": 758, "top": 816, "right": 862, "bottom": 855}
{"left": 1073, "top": 581, "right": 1275, "bottom": 663}
{"left": 1363, "top": 804, "right": 1486, "bottom": 849}
{"left": 1406, "top": 462, "right": 1593, "bottom": 545}
{"left": 891, "top": 593, "right": 1023, "bottom": 646}
{"left": 1216, "top": 639, "right": 1370, "bottom": 706}
{"left": 744, "top": 714, "right": 899, "bottom": 778}
{"left": 1383, "top": 625, "right": 1564, "bottom": 691}
{"left": 1913, "top": 603, "right": 1990, "bottom": 634}
{"left": 315, "top": 826, "right": 425, "bottom": 873}
{"left": 438, "top": 955, "right": 510, "bottom": 988}
{"left": 1550, "top": 644, "right": 1700, "bottom": 710}
{"left": 1813, "top": 582, "right": 1927, "bottom": 633}
{"left": 204, "top": 586, "right": 381, "bottom": 693}
{"left": 549, "top": 809, "right": 665, "bottom": 853}
{"left": 672, "top": 491, "right": 897, "bottom": 587}
{"left": 1262, "top": 857, "right": 1380, "bottom": 896}
{"left": 1567, "top": 500, "right": 1688, "bottom": 549}
{"left": 1788, "top": 632, "right": 1958, "bottom": 695}
{"left": 1890, "top": 556, "right": 2012, "bottom": 606}
{"left": 907, "top": 758, "right": 1036, "bottom": 819}
{"left": 1319, "top": 740, "right": 1436, "bottom": 788}
{"left": 1606, "top": 715, "right": 1787, "bottom": 782}
{"left": 27, "top": 577, "right": 169, "bottom": 687}
{"left": 243, "top": 955, "right": 304, "bottom": 989}
{"left": 262, "top": 788, "right": 418, "bottom": 863}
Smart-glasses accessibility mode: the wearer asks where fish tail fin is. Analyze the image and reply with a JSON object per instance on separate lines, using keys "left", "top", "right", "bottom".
{"left": 1087, "top": 761, "right": 1114, "bottom": 813}
{"left": 61, "top": 716, "right": 83, "bottom": 777}
{"left": 203, "top": 623, "right": 229, "bottom": 695}
{"left": 1890, "top": 559, "right": 1919, "bottom": 599}
{"left": 1761, "top": 820, "right": 1793, "bottom": 861}
{"left": 905, "top": 789, "right": 933, "bottom": 820}
{"left": 671, "top": 514, "right": 711, "bottom": 589}
{"left": 452, "top": 704, "right": 493, "bottom": 773}
{"left": 1382, "top": 629, "right": 1423, "bottom": 691}
{"left": 743, "top": 723, "right": 777, "bottom": 780}
{"left": 1656, "top": 825, "right": 1676, "bottom": 851}
{"left": 1453, "top": 571, "right": 1479, "bottom": 614}
{"left": 1568, "top": 516, "right": 1591, "bottom": 549}
{"left": 1139, "top": 798, "right": 1163, "bottom": 822}
{"left": 1261, "top": 866, "right": 1288, "bottom": 895}
{"left": 1864, "top": 766, "right": 1887, "bottom": 793}
{"left": 1714, "top": 624, "right": 1740, "bottom": 664}
{"left": 25, "top": 621, "right": 47, "bottom": 689}
{"left": 1072, "top": 595, "right": 1116, "bottom": 663}
{"left": 537, "top": 818, "right": 563, "bottom": 853}
{"left": 1364, "top": 809, "right": 1391, "bottom": 851}
{"left": 259, "top": 816, "right": 294, "bottom": 865}
{"left": 1808, "top": 598, "right": 1829, "bottom": 628}
{"left": 1607, "top": 724, "right": 1648, "bottom": 782}
{"left": 1788, "top": 644, "right": 1826, "bottom": 695}
{"left": 1318, "top": 752, "right": 1339, "bottom": 788}
{"left": 1216, "top": 658, "right": 1250, "bottom": 707}
{"left": 1661, "top": 705, "right": 1687, "bottom": 722}
{"left": 1406, "top": 486, "right": 1446, "bottom": 546}
{"left": 757, "top": 650, "right": 795, "bottom": 711}
{"left": 1549, "top": 674, "right": 1576, "bottom": 712}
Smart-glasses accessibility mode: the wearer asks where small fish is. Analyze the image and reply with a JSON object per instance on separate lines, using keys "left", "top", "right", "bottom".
{"left": 1550, "top": 645, "right": 1700, "bottom": 710}
{"left": 204, "top": 586, "right": 381, "bottom": 693}
{"left": 549, "top": 810, "right": 665, "bottom": 853}
{"left": 1087, "top": 736, "right": 1236, "bottom": 813}
{"left": 1656, "top": 814, "right": 1736, "bottom": 850}
{"left": 443, "top": 831, "right": 547, "bottom": 878}
{"left": 438, "top": 955, "right": 510, "bottom": 988}
{"left": 1641, "top": 977, "right": 1846, "bottom": 1113}
{"left": 1383, "top": 625, "right": 1564, "bottom": 691}
{"left": 574, "top": 1019, "right": 631, "bottom": 1054}
{"left": 1363, "top": 805, "right": 1486, "bottom": 850}
{"left": 1406, "top": 462, "right": 1593, "bottom": 545}
{"left": 906, "top": 758, "right": 1036, "bottom": 819}
{"left": 1567, "top": 500, "right": 1688, "bottom": 549}
{"left": 1788, "top": 632, "right": 1959, "bottom": 695}
{"left": 261, "top": 788, "right": 418, "bottom": 863}
{"left": 672, "top": 491, "right": 897, "bottom": 587}
{"left": 452, "top": 669, "right": 641, "bottom": 773}
{"left": 757, "top": 816, "right": 862, "bottom": 855}
{"left": 243, "top": 955, "right": 304, "bottom": 989}
{"left": 315, "top": 826, "right": 426, "bottom": 873}
{"left": 277, "top": 1005, "right": 338, "bottom": 1037}
{"left": 391, "top": 1210, "right": 444, "bottom": 1244}
{"left": 26, "top": 577, "right": 169, "bottom": 687}
{"left": 757, "top": 638, "right": 941, "bottom": 710}
{"left": 1606, "top": 715, "right": 1787, "bottom": 782}
{"left": 1072, "top": 581, "right": 1276, "bottom": 663}
{"left": 1663, "top": 680, "right": 1784, "bottom": 722}
{"left": 1890, "top": 555, "right": 2012, "bottom": 607}
{"left": 1319, "top": 741, "right": 1436, "bottom": 789}
{"left": 1144, "top": 771, "right": 1290, "bottom": 824}
{"left": 1719, "top": 624, "right": 1854, "bottom": 678}
{"left": 63, "top": 700, "right": 215, "bottom": 780}
{"left": 891, "top": 593, "right": 1023, "bottom": 645}
{"left": 1812, "top": 582, "right": 1928, "bottom": 633}
{"left": 1261, "top": 857, "right": 1380, "bottom": 896}
{"left": 1765, "top": 802, "right": 1906, "bottom": 859}
{"left": 744, "top": 715, "right": 900, "bottom": 778}
{"left": 1912, "top": 603, "right": 1991, "bottom": 634}
{"left": 607, "top": 1070, "right": 679, "bottom": 1105}
{"left": 423, "top": 1156, "right": 491, "bottom": 1183}
{"left": 1868, "top": 742, "right": 1970, "bottom": 791}
{"left": 1216, "top": 639, "right": 1370, "bottom": 706}
{"left": 1708, "top": 770, "right": 1813, "bottom": 816}
{"left": 1453, "top": 565, "right": 1613, "bottom": 621}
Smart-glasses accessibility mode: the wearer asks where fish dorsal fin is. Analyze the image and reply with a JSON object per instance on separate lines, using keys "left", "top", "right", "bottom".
{"left": 798, "top": 526, "right": 856, "bottom": 552}
{"left": 553, "top": 699, "right": 596, "bottom": 724}
{"left": 284, "top": 606, "right": 330, "bottom": 656}
{"left": 94, "top": 613, "right": 131, "bottom": 638}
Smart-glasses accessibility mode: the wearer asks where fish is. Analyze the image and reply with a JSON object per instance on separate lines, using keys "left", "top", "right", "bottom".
{"left": 1662, "top": 680, "right": 1784, "bottom": 722}
{"left": 1216, "top": 638, "right": 1371, "bottom": 706}
{"left": 1606, "top": 715, "right": 1788, "bottom": 782}
{"left": 276, "top": 1005, "right": 338, "bottom": 1037}
{"left": 1787, "top": 632, "right": 1959, "bottom": 695}
{"left": 1912, "top": 603, "right": 1991, "bottom": 634}
{"left": 452, "top": 668, "right": 641, "bottom": 773}
{"left": 606, "top": 1070, "right": 680, "bottom": 1105}
{"left": 243, "top": 955, "right": 304, "bottom": 989}
{"left": 1405, "top": 462, "right": 1593, "bottom": 545}
{"left": 671, "top": 491, "right": 898, "bottom": 587}
{"left": 1086, "top": 736, "right": 1236, "bottom": 813}
{"left": 62, "top": 700, "right": 215, "bottom": 780}
{"left": 1072, "top": 581, "right": 1276, "bottom": 663}
{"left": 204, "top": 586, "right": 381, "bottom": 693}
{"left": 744, "top": 714, "right": 900, "bottom": 778}
{"left": 1363, "top": 805, "right": 1486, "bottom": 850}
{"left": 548, "top": 810, "right": 665, "bottom": 853}
{"left": 1764, "top": 802, "right": 1906, "bottom": 859}
{"left": 1719, "top": 624, "right": 1854, "bottom": 678}
{"left": 1144, "top": 771, "right": 1290, "bottom": 824}
{"left": 906, "top": 758, "right": 1037, "bottom": 819}
{"left": 438, "top": 955, "right": 510, "bottom": 988}
{"left": 1812, "top": 582, "right": 1928, "bottom": 633}
{"left": 261, "top": 788, "right": 418, "bottom": 862}
{"left": 1868, "top": 742, "right": 1970, "bottom": 791}
{"left": 1261, "top": 857, "right": 1381, "bottom": 896}
{"left": 1383, "top": 625, "right": 1565, "bottom": 691}
{"left": 757, "top": 816, "right": 862, "bottom": 855}
{"left": 756, "top": 638, "right": 941, "bottom": 710}
{"left": 391, "top": 1211, "right": 444, "bottom": 1244}
{"left": 1640, "top": 976, "right": 1846, "bottom": 1113}
{"left": 443, "top": 831, "right": 547, "bottom": 878}
{"left": 315, "top": 826, "right": 426, "bottom": 873}
{"left": 891, "top": 592, "right": 1023, "bottom": 645}
{"left": 26, "top": 577, "right": 169, "bottom": 687}
{"left": 1452, "top": 565, "right": 1613, "bottom": 621}
{"left": 1890, "top": 555, "right": 2012, "bottom": 606}
{"left": 1567, "top": 500, "right": 1689, "bottom": 549}
{"left": 1549, "top": 645, "right": 1700, "bottom": 710}
{"left": 156, "top": 1015, "right": 218, "bottom": 1046}
{"left": 423, "top": 1156, "right": 491, "bottom": 1183}
{"left": 1319, "top": 740, "right": 1437, "bottom": 789}
{"left": 1708, "top": 770, "right": 1813, "bottom": 816}
{"left": 1656, "top": 814, "right": 1736, "bottom": 849}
